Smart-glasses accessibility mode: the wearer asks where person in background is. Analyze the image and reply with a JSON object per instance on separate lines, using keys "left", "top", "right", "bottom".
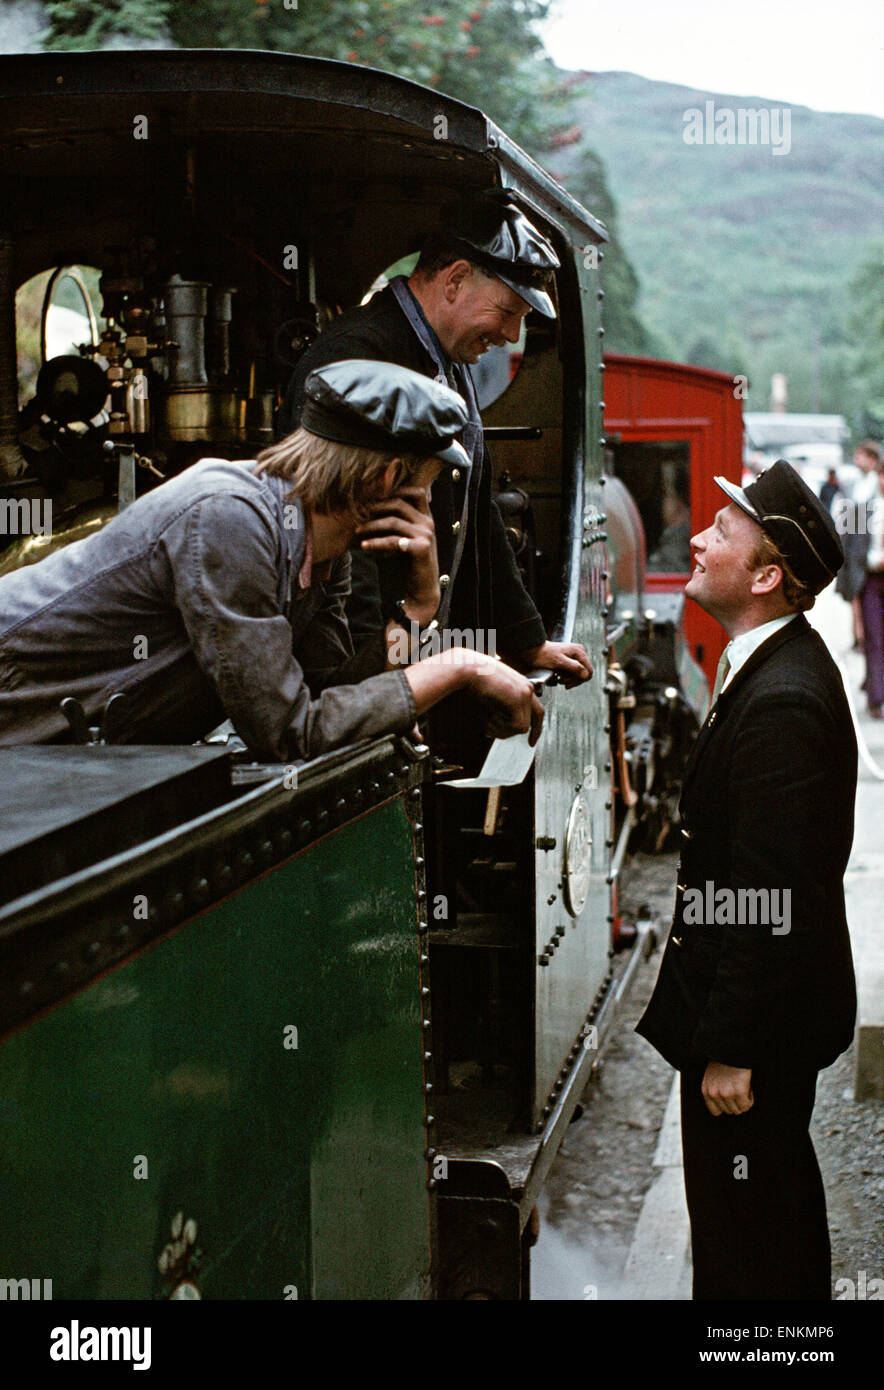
{"left": 648, "top": 472, "right": 692, "bottom": 572}
{"left": 819, "top": 468, "right": 841, "bottom": 513}
{"left": 860, "top": 461, "right": 884, "bottom": 719}
{"left": 836, "top": 440, "right": 883, "bottom": 650}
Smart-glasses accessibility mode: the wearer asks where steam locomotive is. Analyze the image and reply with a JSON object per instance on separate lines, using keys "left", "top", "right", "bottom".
{"left": 0, "top": 50, "right": 737, "bottom": 1299}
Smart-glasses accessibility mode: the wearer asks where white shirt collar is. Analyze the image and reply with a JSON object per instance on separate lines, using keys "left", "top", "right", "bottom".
{"left": 721, "top": 613, "right": 799, "bottom": 691}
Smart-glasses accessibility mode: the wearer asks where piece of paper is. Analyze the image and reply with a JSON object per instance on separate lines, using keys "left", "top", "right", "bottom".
{"left": 441, "top": 730, "right": 537, "bottom": 789}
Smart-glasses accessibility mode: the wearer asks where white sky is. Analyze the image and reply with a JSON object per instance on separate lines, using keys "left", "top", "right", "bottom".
{"left": 540, "top": 0, "right": 884, "bottom": 119}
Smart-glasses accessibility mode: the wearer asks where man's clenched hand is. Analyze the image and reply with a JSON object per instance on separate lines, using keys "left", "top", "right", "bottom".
{"left": 702, "top": 1062, "right": 754, "bottom": 1116}
{"left": 519, "top": 640, "right": 592, "bottom": 687}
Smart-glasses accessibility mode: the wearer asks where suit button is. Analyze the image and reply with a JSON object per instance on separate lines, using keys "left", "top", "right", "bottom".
{"left": 452, "top": 521, "right": 461, "bottom": 534}
{"left": 451, "top": 468, "right": 461, "bottom": 482}
{"left": 439, "top": 575, "right": 450, "bottom": 588}
{"left": 708, "top": 711, "right": 717, "bottom": 725}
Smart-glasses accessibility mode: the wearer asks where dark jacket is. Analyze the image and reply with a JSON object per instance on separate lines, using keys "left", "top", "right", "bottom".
{"left": 835, "top": 497, "right": 874, "bottom": 602}
{"left": 278, "top": 286, "right": 546, "bottom": 655}
{"left": 636, "top": 615, "right": 857, "bottom": 1073}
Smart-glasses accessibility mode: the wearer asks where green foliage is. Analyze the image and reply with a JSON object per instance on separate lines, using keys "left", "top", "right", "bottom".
{"left": 165, "top": 0, "right": 567, "bottom": 154}
{"left": 41, "top": 0, "right": 573, "bottom": 154}
{"left": 550, "top": 71, "right": 884, "bottom": 419}
{"left": 569, "top": 147, "right": 655, "bottom": 355}
{"left": 43, "top": 0, "right": 170, "bottom": 49}
{"left": 845, "top": 240, "right": 884, "bottom": 434}
{"left": 34, "top": 2, "right": 656, "bottom": 349}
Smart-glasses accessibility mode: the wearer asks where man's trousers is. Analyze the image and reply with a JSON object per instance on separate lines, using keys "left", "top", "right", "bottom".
{"left": 861, "top": 571, "right": 884, "bottom": 708}
{"left": 680, "top": 1059, "right": 831, "bottom": 1300}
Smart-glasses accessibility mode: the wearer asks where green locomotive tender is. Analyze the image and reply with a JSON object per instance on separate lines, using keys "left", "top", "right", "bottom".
{"left": 0, "top": 50, "right": 701, "bottom": 1298}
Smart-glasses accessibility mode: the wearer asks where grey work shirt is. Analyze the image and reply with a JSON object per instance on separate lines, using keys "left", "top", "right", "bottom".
{"left": 0, "top": 459, "right": 416, "bottom": 761}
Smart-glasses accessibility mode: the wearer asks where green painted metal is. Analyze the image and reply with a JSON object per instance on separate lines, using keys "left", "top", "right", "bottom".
{"left": 0, "top": 796, "right": 430, "bottom": 1300}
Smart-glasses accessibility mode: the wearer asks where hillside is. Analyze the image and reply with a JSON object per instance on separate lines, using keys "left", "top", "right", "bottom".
{"left": 549, "top": 71, "right": 884, "bottom": 419}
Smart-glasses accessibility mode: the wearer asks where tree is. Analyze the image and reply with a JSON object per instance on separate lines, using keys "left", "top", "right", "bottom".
{"left": 845, "top": 240, "right": 884, "bottom": 435}
{"left": 37, "top": 0, "right": 652, "bottom": 342}
{"left": 42, "top": 0, "right": 569, "bottom": 153}
{"left": 43, "top": 0, "right": 170, "bottom": 49}
{"left": 168, "top": 0, "right": 565, "bottom": 155}
{"left": 568, "top": 147, "right": 654, "bottom": 355}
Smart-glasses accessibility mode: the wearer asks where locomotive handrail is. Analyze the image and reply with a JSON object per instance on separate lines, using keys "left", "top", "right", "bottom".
{"left": 483, "top": 427, "right": 544, "bottom": 440}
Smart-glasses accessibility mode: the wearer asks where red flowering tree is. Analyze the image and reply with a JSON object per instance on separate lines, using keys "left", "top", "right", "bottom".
{"left": 156, "top": 0, "right": 566, "bottom": 156}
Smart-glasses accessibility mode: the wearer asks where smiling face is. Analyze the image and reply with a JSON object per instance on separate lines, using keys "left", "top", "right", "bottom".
{"left": 684, "top": 502, "right": 772, "bottom": 629}
{"left": 420, "top": 260, "right": 529, "bottom": 365}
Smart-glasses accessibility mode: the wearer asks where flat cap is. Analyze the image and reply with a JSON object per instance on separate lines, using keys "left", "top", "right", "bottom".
{"left": 715, "top": 459, "right": 844, "bottom": 594}
{"left": 302, "top": 359, "right": 471, "bottom": 469}
{"left": 441, "top": 190, "right": 560, "bottom": 318}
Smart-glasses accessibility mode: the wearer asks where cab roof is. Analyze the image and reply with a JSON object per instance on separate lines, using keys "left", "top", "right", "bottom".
{"left": 0, "top": 49, "right": 607, "bottom": 245}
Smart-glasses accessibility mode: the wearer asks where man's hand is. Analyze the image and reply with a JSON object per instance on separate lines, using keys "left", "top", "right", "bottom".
{"left": 355, "top": 485, "right": 440, "bottom": 627}
{"left": 404, "top": 648, "right": 545, "bottom": 746}
{"left": 702, "top": 1062, "right": 754, "bottom": 1116}
{"left": 467, "top": 656, "right": 545, "bottom": 745}
{"left": 519, "top": 640, "right": 592, "bottom": 687}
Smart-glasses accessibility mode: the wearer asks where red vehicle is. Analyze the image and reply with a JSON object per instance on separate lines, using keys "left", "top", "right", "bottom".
{"left": 603, "top": 353, "right": 744, "bottom": 695}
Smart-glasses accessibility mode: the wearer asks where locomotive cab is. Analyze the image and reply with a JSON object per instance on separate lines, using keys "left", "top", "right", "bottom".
{"left": 0, "top": 51, "right": 697, "bottom": 1300}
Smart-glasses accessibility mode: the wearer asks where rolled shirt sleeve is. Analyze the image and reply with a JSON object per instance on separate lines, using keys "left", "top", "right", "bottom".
{"left": 159, "top": 492, "right": 416, "bottom": 762}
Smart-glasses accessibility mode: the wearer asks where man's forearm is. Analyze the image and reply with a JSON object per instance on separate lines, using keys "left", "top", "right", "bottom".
{"left": 402, "top": 646, "right": 473, "bottom": 712}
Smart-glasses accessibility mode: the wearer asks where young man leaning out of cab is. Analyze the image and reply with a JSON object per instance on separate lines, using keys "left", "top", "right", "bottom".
{"left": 0, "top": 360, "right": 544, "bottom": 760}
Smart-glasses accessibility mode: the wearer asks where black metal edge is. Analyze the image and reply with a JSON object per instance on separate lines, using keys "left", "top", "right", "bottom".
{"left": 493, "top": 127, "right": 609, "bottom": 244}
{"left": 0, "top": 48, "right": 488, "bottom": 150}
{"left": 519, "top": 966, "right": 618, "bottom": 1217}
{"left": 401, "top": 777, "right": 440, "bottom": 1290}
{"left": 433, "top": 964, "right": 619, "bottom": 1228}
{"left": 495, "top": 166, "right": 592, "bottom": 647}
{"left": 556, "top": 246, "right": 590, "bottom": 646}
{"left": 436, "top": 1158, "right": 513, "bottom": 1201}
{"left": 0, "top": 735, "right": 428, "bottom": 1038}
{"left": 0, "top": 51, "right": 607, "bottom": 248}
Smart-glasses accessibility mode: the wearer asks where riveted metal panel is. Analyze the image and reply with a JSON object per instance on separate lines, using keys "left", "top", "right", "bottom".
{"left": 0, "top": 792, "right": 431, "bottom": 1300}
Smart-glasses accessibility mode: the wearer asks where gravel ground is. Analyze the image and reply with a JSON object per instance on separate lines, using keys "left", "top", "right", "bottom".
{"left": 533, "top": 851, "right": 884, "bottom": 1300}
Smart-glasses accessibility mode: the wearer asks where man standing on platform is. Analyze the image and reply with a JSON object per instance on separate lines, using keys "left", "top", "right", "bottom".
{"left": 636, "top": 460, "right": 857, "bottom": 1300}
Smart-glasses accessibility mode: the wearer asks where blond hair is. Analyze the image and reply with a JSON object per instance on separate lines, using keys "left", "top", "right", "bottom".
{"left": 254, "top": 427, "right": 426, "bottom": 523}
{"left": 748, "top": 530, "right": 816, "bottom": 612}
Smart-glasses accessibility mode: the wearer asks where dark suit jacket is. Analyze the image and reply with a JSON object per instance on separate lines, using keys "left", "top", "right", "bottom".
{"left": 835, "top": 496, "right": 874, "bottom": 602}
{"left": 636, "top": 614, "right": 857, "bottom": 1073}
{"left": 278, "top": 286, "right": 546, "bottom": 656}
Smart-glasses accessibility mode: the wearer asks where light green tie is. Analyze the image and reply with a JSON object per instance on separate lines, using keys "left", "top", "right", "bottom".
{"left": 710, "top": 645, "right": 732, "bottom": 705}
